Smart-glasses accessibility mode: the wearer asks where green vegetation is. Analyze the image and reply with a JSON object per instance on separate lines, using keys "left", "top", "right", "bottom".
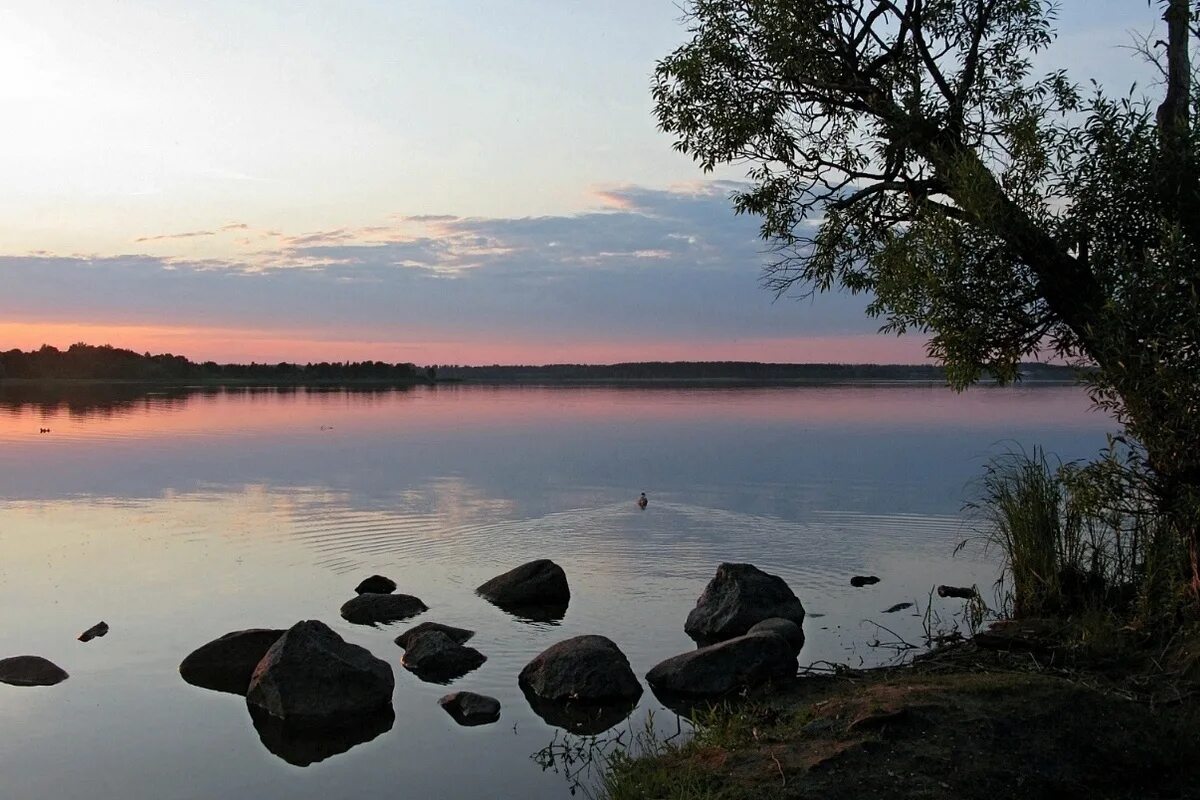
{"left": 970, "top": 447, "right": 1188, "bottom": 625}
{"left": 0, "top": 343, "right": 427, "bottom": 384}
{"left": 653, "top": 0, "right": 1200, "bottom": 597}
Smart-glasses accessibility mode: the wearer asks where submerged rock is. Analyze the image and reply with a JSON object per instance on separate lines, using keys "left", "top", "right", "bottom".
{"left": 518, "top": 635, "right": 642, "bottom": 703}
{"left": 179, "top": 628, "right": 285, "bottom": 695}
{"left": 646, "top": 631, "right": 797, "bottom": 697}
{"left": 78, "top": 621, "right": 109, "bottom": 642}
{"left": 477, "top": 559, "right": 570, "bottom": 608}
{"left": 0, "top": 655, "right": 69, "bottom": 687}
{"left": 339, "top": 593, "right": 428, "bottom": 625}
{"left": 401, "top": 630, "right": 486, "bottom": 683}
{"left": 354, "top": 575, "right": 397, "bottom": 595}
{"left": 850, "top": 575, "right": 881, "bottom": 587}
{"left": 439, "top": 691, "right": 501, "bottom": 726}
{"left": 747, "top": 617, "right": 805, "bottom": 653}
{"left": 394, "top": 621, "right": 475, "bottom": 650}
{"left": 250, "top": 704, "right": 395, "bottom": 767}
{"left": 246, "top": 620, "right": 394, "bottom": 724}
{"left": 684, "top": 563, "right": 806, "bottom": 645}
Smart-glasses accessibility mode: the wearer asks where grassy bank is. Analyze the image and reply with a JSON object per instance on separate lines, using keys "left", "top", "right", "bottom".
{"left": 602, "top": 630, "right": 1200, "bottom": 799}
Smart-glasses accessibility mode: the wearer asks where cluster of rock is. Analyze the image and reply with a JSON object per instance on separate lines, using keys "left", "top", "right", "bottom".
{"left": 646, "top": 563, "right": 805, "bottom": 698}
{"left": 167, "top": 558, "right": 810, "bottom": 764}
{"left": 5, "top": 554, "right": 816, "bottom": 770}
{"left": 174, "top": 562, "right": 578, "bottom": 749}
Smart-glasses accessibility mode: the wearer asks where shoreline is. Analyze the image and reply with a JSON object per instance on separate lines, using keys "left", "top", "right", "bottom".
{"left": 601, "top": 631, "right": 1200, "bottom": 799}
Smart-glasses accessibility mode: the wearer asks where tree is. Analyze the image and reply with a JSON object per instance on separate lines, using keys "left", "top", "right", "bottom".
{"left": 653, "top": 0, "right": 1200, "bottom": 593}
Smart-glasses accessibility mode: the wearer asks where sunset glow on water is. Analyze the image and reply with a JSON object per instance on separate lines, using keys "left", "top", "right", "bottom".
{"left": 0, "top": 385, "right": 1112, "bottom": 799}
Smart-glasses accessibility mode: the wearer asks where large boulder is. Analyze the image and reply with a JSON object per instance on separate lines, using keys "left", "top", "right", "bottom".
{"left": 354, "top": 575, "right": 397, "bottom": 595}
{"left": 339, "top": 593, "right": 428, "bottom": 625}
{"left": 477, "top": 559, "right": 570, "bottom": 608}
{"left": 246, "top": 620, "right": 394, "bottom": 724}
{"left": 179, "top": 629, "right": 285, "bottom": 695}
{"left": 646, "top": 631, "right": 798, "bottom": 697}
{"left": 518, "top": 635, "right": 641, "bottom": 703}
{"left": 0, "top": 655, "right": 69, "bottom": 686}
{"left": 394, "top": 621, "right": 474, "bottom": 650}
{"left": 747, "top": 617, "right": 805, "bottom": 654}
{"left": 439, "top": 691, "right": 501, "bottom": 726}
{"left": 400, "top": 631, "right": 486, "bottom": 682}
{"left": 684, "top": 563, "right": 805, "bottom": 645}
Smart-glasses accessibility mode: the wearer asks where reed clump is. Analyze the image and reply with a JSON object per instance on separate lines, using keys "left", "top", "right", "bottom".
{"left": 970, "top": 444, "right": 1189, "bottom": 627}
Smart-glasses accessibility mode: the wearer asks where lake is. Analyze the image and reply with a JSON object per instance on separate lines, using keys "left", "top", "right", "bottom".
{"left": 0, "top": 384, "right": 1111, "bottom": 799}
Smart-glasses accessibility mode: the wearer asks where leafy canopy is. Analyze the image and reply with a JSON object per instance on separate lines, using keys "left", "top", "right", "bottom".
{"left": 653, "top": 1, "right": 1195, "bottom": 391}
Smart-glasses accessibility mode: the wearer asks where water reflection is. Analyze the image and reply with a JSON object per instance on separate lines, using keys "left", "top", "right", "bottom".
{"left": 0, "top": 384, "right": 1113, "bottom": 800}
{"left": 522, "top": 686, "right": 640, "bottom": 736}
{"left": 249, "top": 704, "right": 396, "bottom": 767}
{"left": 0, "top": 384, "right": 419, "bottom": 421}
{"left": 489, "top": 602, "right": 570, "bottom": 626}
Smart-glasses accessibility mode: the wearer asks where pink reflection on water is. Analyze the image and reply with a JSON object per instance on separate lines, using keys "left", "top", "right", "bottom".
{"left": 0, "top": 384, "right": 1108, "bottom": 446}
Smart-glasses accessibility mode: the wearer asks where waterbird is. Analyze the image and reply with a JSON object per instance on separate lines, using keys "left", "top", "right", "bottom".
{"left": 637, "top": 492, "right": 648, "bottom": 509}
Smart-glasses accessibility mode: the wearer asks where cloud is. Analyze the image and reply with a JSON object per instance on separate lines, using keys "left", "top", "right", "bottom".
{"left": 399, "top": 214, "right": 459, "bottom": 223}
{"left": 3, "top": 181, "right": 896, "bottom": 359}
{"left": 133, "top": 229, "right": 217, "bottom": 243}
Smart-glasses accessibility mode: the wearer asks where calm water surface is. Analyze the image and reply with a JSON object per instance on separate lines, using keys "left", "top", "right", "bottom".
{"left": 0, "top": 385, "right": 1111, "bottom": 799}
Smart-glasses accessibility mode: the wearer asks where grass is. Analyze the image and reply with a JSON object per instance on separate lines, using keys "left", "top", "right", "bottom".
{"left": 965, "top": 444, "right": 1189, "bottom": 625}
{"left": 597, "top": 641, "right": 1200, "bottom": 799}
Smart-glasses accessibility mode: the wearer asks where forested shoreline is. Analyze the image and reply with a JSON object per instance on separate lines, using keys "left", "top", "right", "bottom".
{"left": 0, "top": 344, "right": 1081, "bottom": 386}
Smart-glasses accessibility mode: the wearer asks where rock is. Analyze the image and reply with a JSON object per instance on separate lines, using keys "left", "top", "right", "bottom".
{"left": 246, "top": 620, "right": 394, "bottom": 724}
{"left": 394, "top": 621, "right": 475, "bottom": 650}
{"left": 477, "top": 559, "right": 570, "bottom": 608}
{"left": 883, "top": 602, "right": 914, "bottom": 614}
{"left": 850, "top": 575, "right": 880, "bottom": 587}
{"left": 180, "top": 628, "right": 286, "bottom": 695}
{"left": 400, "top": 631, "right": 486, "bottom": 683}
{"left": 439, "top": 691, "right": 501, "bottom": 726}
{"left": 747, "top": 617, "right": 805, "bottom": 653}
{"left": 518, "top": 635, "right": 642, "bottom": 703}
{"left": 339, "top": 593, "right": 428, "bottom": 625}
{"left": 646, "top": 632, "right": 798, "bottom": 697}
{"left": 78, "top": 621, "right": 109, "bottom": 642}
{"left": 250, "top": 704, "right": 394, "bottom": 767}
{"left": 0, "top": 655, "right": 69, "bottom": 686}
{"left": 684, "top": 563, "right": 805, "bottom": 645}
{"left": 354, "top": 575, "right": 397, "bottom": 595}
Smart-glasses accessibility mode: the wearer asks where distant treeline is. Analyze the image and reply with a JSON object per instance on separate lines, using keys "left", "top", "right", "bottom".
{"left": 0, "top": 344, "right": 427, "bottom": 384}
{"left": 0, "top": 344, "right": 1082, "bottom": 385}
{"left": 437, "top": 361, "right": 1081, "bottom": 384}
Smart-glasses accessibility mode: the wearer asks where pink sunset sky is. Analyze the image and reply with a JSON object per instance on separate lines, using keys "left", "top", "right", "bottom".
{"left": 0, "top": 2, "right": 1149, "bottom": 365}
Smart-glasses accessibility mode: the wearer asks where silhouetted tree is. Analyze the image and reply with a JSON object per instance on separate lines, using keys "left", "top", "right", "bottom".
{"left": 654, "top": 0, "right": 1200, "bottom": 593}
